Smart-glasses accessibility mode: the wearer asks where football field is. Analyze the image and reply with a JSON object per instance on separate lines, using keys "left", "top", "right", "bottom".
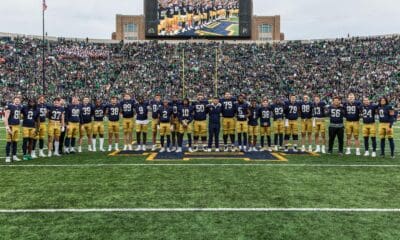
{"left": 1, "top": 121, "right": 400, "bottom": 239}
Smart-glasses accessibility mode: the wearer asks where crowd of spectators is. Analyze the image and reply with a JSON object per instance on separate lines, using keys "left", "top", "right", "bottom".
{"left": 1, "top": 35, "right": 399, "bottom": 105}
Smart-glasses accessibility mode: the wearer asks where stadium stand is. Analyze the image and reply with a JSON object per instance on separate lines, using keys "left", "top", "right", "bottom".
{"left": 0, "top": 34, "right": 399, "bottom": 104}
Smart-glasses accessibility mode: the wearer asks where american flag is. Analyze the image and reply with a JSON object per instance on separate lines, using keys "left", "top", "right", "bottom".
{"left": 42, "top": 0, "right": 47, "bottom": 11}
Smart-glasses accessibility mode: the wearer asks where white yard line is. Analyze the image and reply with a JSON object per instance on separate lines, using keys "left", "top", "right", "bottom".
{"left": 1, "top": 163, "right": 400, "bottom": 168}
{"left": 1, "top": 208, "right": 400, "bottom": 213}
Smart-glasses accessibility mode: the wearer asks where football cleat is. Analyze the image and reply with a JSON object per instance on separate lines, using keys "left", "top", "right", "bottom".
{"left": 142, "top": 145, "right": 146, "bottom": 151}
{"left": 135, "top": 145, "right": 142, "bottom": 151}
{"left": 159, "top": 148, "right": 166, "bottom": 153}
{"left": 215, "top": 148, "right": 220, "bottom": 152}
{"left": 371, "top": 152, "right": 377, "bottom": 158}
{"left": 151, "top": 145, "right": 157, "bottom": 151}
{"left": 39, "top": 150, "right": 46, "bottom": 157}
{"left": 31, "top": 151, "right": 37, "bottom": 159}
{"left": 364, "top": 151, "right": 370, "bottom": 157}
{"left": 5, "top": 157, "right": 11, "bottom": 163}
{"left": 188, "top": 147, "right": 194, "bottom": 153}
{"left": 13, "top": 156, "right": 21, "bottom": 162}
{"left": 345, "top": 148, "right": 351, "bottom": 155}
{"left": 176, "top": 147, "right": 182, "bottom": 153}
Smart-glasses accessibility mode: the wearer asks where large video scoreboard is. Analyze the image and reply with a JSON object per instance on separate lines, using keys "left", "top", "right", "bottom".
{"left": 145, "top": 0, "right": 252, "bottom": 39}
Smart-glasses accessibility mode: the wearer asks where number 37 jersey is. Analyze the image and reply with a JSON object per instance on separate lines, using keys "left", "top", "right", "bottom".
{"left": 48, "top": 106, "right": 65, "bottom": 122}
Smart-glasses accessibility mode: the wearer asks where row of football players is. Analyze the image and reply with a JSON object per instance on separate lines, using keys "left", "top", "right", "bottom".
{"left": 158, "top": 0, "right": 239, "bottom": 35}
{"left": 3, "top": 92, "right": 396, "bottom": 162}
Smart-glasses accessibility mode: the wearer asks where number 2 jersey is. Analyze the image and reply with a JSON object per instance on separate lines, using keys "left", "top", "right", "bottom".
{"left": 21, "top": 106, "right": 39, "bottom": 128}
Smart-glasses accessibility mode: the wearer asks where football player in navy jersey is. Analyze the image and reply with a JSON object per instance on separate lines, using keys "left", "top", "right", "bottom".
{"left": 36, "top": 95, "right": 49, "bottom": 157}
{"left": 259, "top": 98, "right": 272, "bottom": 152}
{"left": 158, "top": 99, "right": 174, "bottom": 153}
{"left": 247, "top": 99, "right": 260, "bottom": 152}
{"left": 284, "top": 95, "right": 300, "bottom": 152}
{"left": 344, "top": 93, "right": 362, "bottom": 156}
{"left": 300, "top": 95, "right": 313, "bottom": 152}
{"left": 177, "top": 98, "right": 194, "bottom": 153}
{"left": 79, "top": 97, "right": 93, "bottom": 152}
{"left": 120, "top": 93, "right": 136, "bottom": 151}
{"left": 378, "top": 97, "right": 395, "bottom": 158}
{"left": 235, "top": 95, "right": 250, "bottom": 152}
{"left": 21, "top": 99, "right": 40, "bottom": 161}
{"left": 65, "top": 97, "right": 81, "bottom": 154}
{"left": 361, "top": 97, "right": 378, "bottom": 157}
{"left": 271, "top": 98, "right": 285, "bottom": 151}
{"left": 328, "top": 96, "right": 345, "bottom": 155}
{"left": 135, "top": 97, "right": 149, "bottom": 151}
{"left": 107, "top": 96, "right": 121, "bottom": 151}
{"left": 4, "top": 96, "right": 22, "bottom": 163}
{"left": 220, "top": 92, "right": 236, "bottom": 152}
{"left": 92, "top": 99, "right": 106, "bottom": 152}
{"left": 312, "top": 96, "right": 327, "bottom": 153}
{"left": 150, "top": 94, "right": 162, "bottom": 151}
{"left": 169, "top": 95, "right": 181, "bottom": 152}
{"left": 47, "top": 98, "right": 65, "bottom": 158}
{"left": 192, "top": 93, "right": 209, "bottom": 152}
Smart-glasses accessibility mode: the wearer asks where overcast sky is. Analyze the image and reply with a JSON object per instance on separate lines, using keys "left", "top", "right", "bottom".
{"left": 0, "top": 0, "right": 399, "bottom": 40}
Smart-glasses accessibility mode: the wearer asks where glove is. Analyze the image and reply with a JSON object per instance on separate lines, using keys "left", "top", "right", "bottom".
{"left": 312, "top": 118, "right": 316, "bottom": 128}
{"left": 157, "top": 125, "right": 160, "bottom": 130}
{"left": 6, "top": 126, "right": 12, "bottom": 134}
{"left": 61, "top": 126, "right": 65, "bottom": 132}
{"left": 170, "top": 125, "right": 174, "bottom": 131}
{"left": 183, "top": 120, "right": 188, "bottom": 127}
{"left": 284, "top": 119, "right": 289, "bottom": 127}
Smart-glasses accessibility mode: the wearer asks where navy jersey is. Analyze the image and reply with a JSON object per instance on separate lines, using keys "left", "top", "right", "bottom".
{"left": 37, "top": 103, "right": 49, "bottom": 123}
{"left": 192, "top": 100, "right": 209, "bottom": 121}
{"left": 313, "top": 102, "right": 327, "bottom": 118}
{"left": 5, "top": 104, "right": 22, "bottom": 125}
{"left": 150, "top": 100, "right": 162, "bottom": 119}
{"left": 107, "top": 104, "right": 120, "bottom": 122}
{"left": 120, "top": 100, "right": 135, "bottom": 118}
{"left": 48, "top": 106, "right": 65, "bottom": 122}
{"left": 93, "top": 105, "right": 106, "bottom": 122}
{"left": 178, "top": 105, "right": 194, "bottom": 123}
{"left": 285, "top": 101, "right": 300, "bottom": 120}
{"left": 329, "top": 106, "right": 345, "bottom": 125}
{"left": 158, "top": 105, "right": 173, "bottom": 123}
{"left": 300, "top": 102, "right": 313, "bottom": 119}
{"left": 378, "top": 105, "right": 394, "bottom": 123}
{"left": 207, "top": 103, "right": 222, "bottom": 124}
{"left": 248, "top": 107, "right": 260, "bottom": 126}
{"left": 81, "top": 104, "right": 93, "bottom": 124}
{"left": 259, "top": 106, "right": 272, "bottom": 127}
{"left": 344, "top": 101, "right": 362, "bottom": 121}
{"left": 235, "top": 102, "right": 249, "bottom": 121}
{"left": 169, "top": 100, "right": 182, "bottom": 117}
{"left": 135, "top": 102, "right": 149, "bottom": 121}
{"left": 66, "top": 104, "right": 81, "bottom": 123}
{"left": 220, "top": 98, "right": 236, "bottom": 118}
{"left": 21, "top": 106, "right": 39, "bottom": 128}
{"left": 362, "top": 104, "right": 378, "bottom": 124}
{"left": 271, "top": 104, "right": 285, "bottom": 120}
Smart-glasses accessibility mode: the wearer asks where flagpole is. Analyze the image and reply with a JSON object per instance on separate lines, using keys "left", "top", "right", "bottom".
{"left": 42, "top": 0, "right": 46, "bottom": 95}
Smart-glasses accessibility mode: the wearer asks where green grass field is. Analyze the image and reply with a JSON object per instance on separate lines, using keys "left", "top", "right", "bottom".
{"left": 1, "top": 120, "right": 400, "bottom": 239}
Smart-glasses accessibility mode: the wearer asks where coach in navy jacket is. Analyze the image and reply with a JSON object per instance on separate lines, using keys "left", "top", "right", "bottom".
{"left": 207, "top": 97, "right": 222, "bottom": 151}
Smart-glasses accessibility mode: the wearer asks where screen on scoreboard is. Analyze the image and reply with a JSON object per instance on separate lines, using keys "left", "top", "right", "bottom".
{"left": 145, "top": 0, "right": 252, "bottom": 39}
